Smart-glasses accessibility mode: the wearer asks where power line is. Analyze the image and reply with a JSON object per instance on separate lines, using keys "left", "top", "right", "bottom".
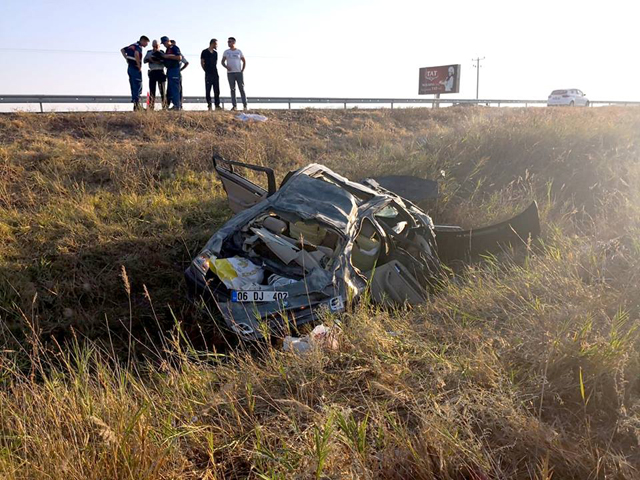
{"left": 472, "top": 57, "right": 485, "bottom": 100}
{"left": 7, "top": 47, "right": 290, "bottom": 59}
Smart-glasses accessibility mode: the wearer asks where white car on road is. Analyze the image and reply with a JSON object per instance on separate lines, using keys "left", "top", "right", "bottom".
{"left": 547, "top": 89, "right": 590, "bottom": 107}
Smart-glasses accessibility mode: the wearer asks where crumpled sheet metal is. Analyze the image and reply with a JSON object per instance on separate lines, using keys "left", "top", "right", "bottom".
{"left": 270, "top": 174, "right": 358, "bottom": 233}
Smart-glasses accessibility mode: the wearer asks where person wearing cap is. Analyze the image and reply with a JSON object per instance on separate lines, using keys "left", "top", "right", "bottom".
{"left": 161, "top": 36, "right": 182, "bottom": 110}
{"left": 221, "top": 37, "right": 247, "bottom": 111}
{"left": 170, "top": 40, "right": 189, "bottom": 106}
{"left": 120, "top": 36, "right": 149, "bottom": 111}
{"left": 201, "top": 39, "right": 221, "bottom": 110}
{"left": 143, "top": 40, "right": 166, "bottom": 109}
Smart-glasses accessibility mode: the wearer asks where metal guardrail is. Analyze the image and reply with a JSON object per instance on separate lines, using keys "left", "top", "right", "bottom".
{"left": 1, "top": 95, "right": 639, "bottom": 112}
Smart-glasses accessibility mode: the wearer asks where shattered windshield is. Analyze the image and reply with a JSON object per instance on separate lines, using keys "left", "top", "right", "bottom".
{"left": 375, "top": 205, "right": 399, "bottom": 219}
{"left": 375, "top": 202, "right": 413, "bottom": 236}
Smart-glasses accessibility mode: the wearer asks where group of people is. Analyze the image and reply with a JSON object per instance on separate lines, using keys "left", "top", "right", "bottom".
{"left": 121, "top": 35, "right": 247, "bottom": 111}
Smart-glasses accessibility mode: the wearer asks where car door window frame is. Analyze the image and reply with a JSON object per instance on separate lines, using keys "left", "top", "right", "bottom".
{"left": 213, "top": 154, "right": 278, "bottom": 213}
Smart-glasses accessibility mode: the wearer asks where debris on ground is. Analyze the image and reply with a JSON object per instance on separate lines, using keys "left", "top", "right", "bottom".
{"left": 236, "top": 113, "right": 268, "bottom": 122}
{"left": 283, "top": 324, "right": 340, "bottom": 354}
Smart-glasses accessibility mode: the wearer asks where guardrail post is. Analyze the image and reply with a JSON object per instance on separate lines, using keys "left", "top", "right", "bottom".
{"left": 343, "top": 102, "right": 347, "bottom": 109}
{"left": 391, "top": 102, "right": 394, "bottom": 109}
{"left": 288, "top": 102, "right": 291, "bottom": 110}
{"left": 39, "top": 102, "right": 43, "bottom": 113}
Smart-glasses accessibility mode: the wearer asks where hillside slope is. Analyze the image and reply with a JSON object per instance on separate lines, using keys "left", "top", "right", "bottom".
{"left": 1, "top": 107, "right": 640, "bottom": 478}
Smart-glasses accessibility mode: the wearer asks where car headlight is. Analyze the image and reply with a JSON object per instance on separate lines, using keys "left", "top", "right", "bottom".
{"left": 192, "top": 250, "right": 212, "bottom": 276}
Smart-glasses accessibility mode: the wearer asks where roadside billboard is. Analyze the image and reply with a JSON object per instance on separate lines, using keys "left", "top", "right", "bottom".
{"left": 418, "top": 64, "right": 461, "bottom": 95}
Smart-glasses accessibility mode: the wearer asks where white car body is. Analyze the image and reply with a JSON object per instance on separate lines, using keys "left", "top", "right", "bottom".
{"left": 547, "top": 89, "right": 590, "bottom": 107}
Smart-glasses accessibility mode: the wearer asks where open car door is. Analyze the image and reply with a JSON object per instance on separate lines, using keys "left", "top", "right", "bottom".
{"left": 435, "top": 201, "right": 541, "bottom": 263}
{"left": 213, "top": 154, "right": 277, "bottom": 213}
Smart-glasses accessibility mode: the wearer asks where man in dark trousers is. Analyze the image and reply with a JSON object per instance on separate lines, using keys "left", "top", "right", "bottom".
{"left": 171, "top": 40, "right": 189, "bottom": 106}
{"left": 161, "top": 36, "right": 182, "bottom": 110}
{"left": 201, "top": 39, "right": 221, "bottom": 110}
{"left": 143, "top": 40, "right": 166, "bottom": 109}
{"left": 120, "top": 35, "right": 150, "bottom": 110}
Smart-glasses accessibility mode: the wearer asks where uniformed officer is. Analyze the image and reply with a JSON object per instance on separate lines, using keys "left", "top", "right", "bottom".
{"left": 170, "top": 40, "right": 189, "bottom": 107}
{"left": 120, "top": 36, "right": 150, "bottom": 111}
{"left": 161, "top": 36, "right": 183, "bottom": 110}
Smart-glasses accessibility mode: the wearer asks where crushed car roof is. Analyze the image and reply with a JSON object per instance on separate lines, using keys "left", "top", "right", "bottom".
{"left": 268, "top": 172, "right": 358, "bottom": 234}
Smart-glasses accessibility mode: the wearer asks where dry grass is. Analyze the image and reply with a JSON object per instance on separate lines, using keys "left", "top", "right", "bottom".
{"left": 1, "top": 107, "right": 640, "bottom": 478}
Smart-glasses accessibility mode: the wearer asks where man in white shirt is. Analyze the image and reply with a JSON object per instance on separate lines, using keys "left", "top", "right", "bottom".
{"left": 143, "top": 40, "right": 166, "bottom": 109}
{"left": 221, "top": 37, "right": 247, "bottom": 110}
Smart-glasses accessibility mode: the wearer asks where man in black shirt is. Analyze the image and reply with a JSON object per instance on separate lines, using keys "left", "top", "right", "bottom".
{"left": 201, "top": 39, "right": 221, "bottom": 110}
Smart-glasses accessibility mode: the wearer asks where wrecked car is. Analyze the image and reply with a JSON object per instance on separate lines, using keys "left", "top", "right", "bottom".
{"left": 185, "top": 155, "right": 540, "bottom": 341}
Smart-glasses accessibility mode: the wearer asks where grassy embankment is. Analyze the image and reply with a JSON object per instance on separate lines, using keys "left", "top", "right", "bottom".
{"left": 1, "top": 107, "right": 640, "bottom": 478}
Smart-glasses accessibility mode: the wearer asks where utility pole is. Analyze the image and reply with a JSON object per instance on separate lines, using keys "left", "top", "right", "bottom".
{"left": 472, "top": 57, "right": 485, "bottom": 100}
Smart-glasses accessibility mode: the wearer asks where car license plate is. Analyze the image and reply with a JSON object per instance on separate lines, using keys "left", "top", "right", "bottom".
{"left": 232, "top": 290, "right": 289, "bottom": 302}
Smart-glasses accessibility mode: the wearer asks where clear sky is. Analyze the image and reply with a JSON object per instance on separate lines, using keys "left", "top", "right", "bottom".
{"left": 1, "top": 0, "right": 638, "bottom": 102}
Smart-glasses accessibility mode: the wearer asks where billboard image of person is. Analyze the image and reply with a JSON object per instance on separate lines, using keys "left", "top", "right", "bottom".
{"left": 442, "top": 66, "right": 455, "bottom": 92}
{"left": 419, "top": 64, "right": 460, "bottom": 94}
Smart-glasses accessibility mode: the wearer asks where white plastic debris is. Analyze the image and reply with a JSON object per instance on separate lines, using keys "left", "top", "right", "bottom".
{"left": 236, "top": 113, "right": 268, "bottom": 122}
{"left": 283, "top": 336, "right": 312, "bottom": 354}
{"left": 309, "top": 324, "right": 339, "bottom": 350}
{"left": 283, "top": 324, "right": 339, "bottom": 354}
{"left": 268, "top": 274, "right": 298, "bottom": 288}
